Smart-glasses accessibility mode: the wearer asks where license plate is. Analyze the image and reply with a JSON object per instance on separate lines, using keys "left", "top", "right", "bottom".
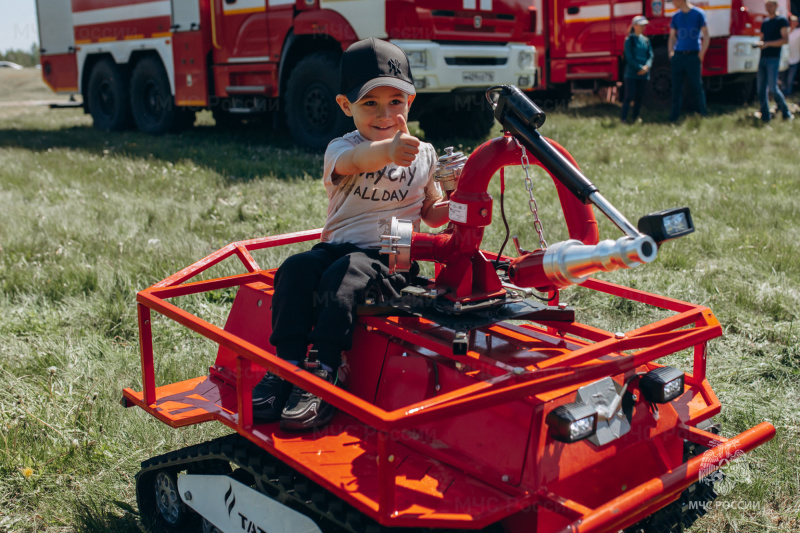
{"left": 462, "top": 71, "right": 494, "bottom": 83}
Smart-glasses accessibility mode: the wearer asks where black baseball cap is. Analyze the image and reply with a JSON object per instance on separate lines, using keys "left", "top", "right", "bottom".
{"left": 339, "top": 38, "right": 416, "bottom": 103}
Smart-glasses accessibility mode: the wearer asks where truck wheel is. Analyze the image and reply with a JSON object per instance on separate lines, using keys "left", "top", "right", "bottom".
{"left": 87, "top": 58, "right": 132, "bottom": 132}
{"left": 285, "top": 52, "right": 352, "bottom": 150}
{"left": 645, "top": 49, "right": 672, "bottom": 108}
{"left": 131, "top": 56, "right": 188, "bottom": 134}
{"left": 418, "top": 95, "right": 495, "bottom": 141}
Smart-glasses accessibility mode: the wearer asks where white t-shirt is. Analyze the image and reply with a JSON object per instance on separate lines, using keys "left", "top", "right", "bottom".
{"left": 789, "top": 28, "right": 800, "bottom": 66}
{"left": 321, "top": 131, "right": 441, "bottom": 249}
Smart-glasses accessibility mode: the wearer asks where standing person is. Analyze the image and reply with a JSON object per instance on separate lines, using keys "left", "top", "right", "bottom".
{"left": 667, "top": 0, "right": 710, "bottom": 121}
{"left": 757, "top": 0, "right": 793, "bottom": 121}
{"left": 621, "top": 16, "right": 655, "bottom": 123}
{"left": 251, "top": 38, "right": 449, "bottom": 431}
{"left": 780, "top": 15, "right": 799, "bottom": 98}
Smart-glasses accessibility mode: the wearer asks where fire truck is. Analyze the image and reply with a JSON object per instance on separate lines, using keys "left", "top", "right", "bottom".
{"left": 35, "top": 0, "right": 538, "bottom": 149}
{"left": 526, "top": 0, "right": 784, "bottom": 104}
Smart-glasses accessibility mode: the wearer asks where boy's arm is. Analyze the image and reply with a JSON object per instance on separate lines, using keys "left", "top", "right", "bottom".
{"left": 420, "top": 157, "right": 449, "bottom": 228}
{"left": 421, "top": 197, "right": 450, "bottom": 228}
{"left": 334, "top": 115, "right": 420, "bottom": 177}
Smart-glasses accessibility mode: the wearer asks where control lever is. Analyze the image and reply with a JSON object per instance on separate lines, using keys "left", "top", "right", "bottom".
{"left": 512, "top": 235, "right": 532, "bottom": 256}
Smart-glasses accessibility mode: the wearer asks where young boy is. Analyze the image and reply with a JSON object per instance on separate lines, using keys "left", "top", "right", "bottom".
{"left": 253, "top": 38, "right": 449, "bottom": 431}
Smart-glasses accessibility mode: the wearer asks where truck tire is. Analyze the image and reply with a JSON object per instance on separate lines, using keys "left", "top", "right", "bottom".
{"left": 86, "top": 58, "right": 132, "bottom": 132}
{"left": 285, "top": 52, "right": 352, "bottom": 150}
{"left": 645, "top": 49, "right": 672, "bottom": 108}
{"left": 131, "top": 56, "right": 191, "bottom": 134}
{"left": 418, "top": 94, "right": 495, "bottom": 141}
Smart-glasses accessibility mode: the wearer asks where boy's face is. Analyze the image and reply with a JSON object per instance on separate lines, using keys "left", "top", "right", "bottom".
{"left": 336, "top": 86, "right": 416, "bottom": 142}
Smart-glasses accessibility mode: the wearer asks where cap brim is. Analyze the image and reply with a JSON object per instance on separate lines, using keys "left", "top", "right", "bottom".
{"left": 346, "top": 77, "right": 416, "bottom": 103}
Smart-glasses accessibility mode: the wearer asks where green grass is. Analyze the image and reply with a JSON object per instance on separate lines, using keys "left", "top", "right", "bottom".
{"left": 1, "top": 70, "right": 799, "bottom": 531}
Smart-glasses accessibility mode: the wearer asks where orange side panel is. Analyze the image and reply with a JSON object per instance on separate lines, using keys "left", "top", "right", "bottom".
{"left": 40, "top": 53, "right": 79, "bottom": 94}
{"left": 122, "top": 376, "right": 528, "bottom": 529}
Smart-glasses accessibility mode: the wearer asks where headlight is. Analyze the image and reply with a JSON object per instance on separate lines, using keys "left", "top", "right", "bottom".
{"left": 637, "top": 207, "right": 694, "bottom": 244}
{"left": 546, "top": 402, "right": 598, "bottom": 443}
{"left": 518, "top": 50, "right": 535, "bottom": 70}
{"left": 639, "top": 366, "right": 685, "bottom": 404}
{"left": 407, "top": 51, "right": 427, "bottom": 69}
{"left": 734, "top": 43, "right": 748, "bottom": 56}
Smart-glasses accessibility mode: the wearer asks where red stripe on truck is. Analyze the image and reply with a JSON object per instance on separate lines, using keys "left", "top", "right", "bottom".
{"left": 74, "top": 16, "right": 171, "bottom": 43}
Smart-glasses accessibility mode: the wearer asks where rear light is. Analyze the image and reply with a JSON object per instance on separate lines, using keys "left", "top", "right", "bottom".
{"left": 639, "top": 366, "right": 685, "bottom": 404}
{"left": 546, "top": 402, "right": 598, "bottom": 443}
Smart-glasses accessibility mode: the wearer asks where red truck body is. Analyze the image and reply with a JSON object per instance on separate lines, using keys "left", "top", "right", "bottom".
{"left": 36, "top": 0, "right": 788, "bottom": 145}
{"left": 527, "top": 0, "right": 787, "bottom": 101}
{"left": 36, "top": 0, "right": 538, "bottom": 147}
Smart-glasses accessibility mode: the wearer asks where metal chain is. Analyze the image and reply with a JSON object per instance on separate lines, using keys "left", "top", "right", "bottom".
{"left": 520, "top": 145, "right": 548, "bottom": 250}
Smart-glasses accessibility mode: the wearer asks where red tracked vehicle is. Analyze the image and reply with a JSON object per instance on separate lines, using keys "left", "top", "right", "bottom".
{"left": 123, "top": 85, "right": 775, "bottom": 533}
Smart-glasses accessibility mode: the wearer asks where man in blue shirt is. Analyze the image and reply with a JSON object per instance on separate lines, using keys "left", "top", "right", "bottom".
{"left": 757, "top": 0, "right": 792, "bottom": 122}
{"left": 668, "top": 0, "right": 710, "bottom": 121}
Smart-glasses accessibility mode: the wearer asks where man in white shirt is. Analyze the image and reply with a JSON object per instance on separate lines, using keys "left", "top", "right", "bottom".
{"left": 781, "top": 15, "right": 799, "bottom": 96}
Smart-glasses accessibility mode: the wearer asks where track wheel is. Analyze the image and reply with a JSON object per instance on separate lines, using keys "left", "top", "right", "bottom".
{"left": 137, "top": 469, "right": 197, "bottom": 532}
{"left": 285, "top": 52, "right": 353, "bottom": 150}
{"left": 87, "top": 58, "right": 132, "bottom": 131}
{"left": 131, "top": 56, "right": 191, "bottom": 134}
{"left": 202, "top": 518, "right": 223, "bottom": 533}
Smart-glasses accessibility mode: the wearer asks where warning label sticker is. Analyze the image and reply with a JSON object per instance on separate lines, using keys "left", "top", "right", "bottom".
{"left": 449, "top": 202, "right": 467, "bottom": 223}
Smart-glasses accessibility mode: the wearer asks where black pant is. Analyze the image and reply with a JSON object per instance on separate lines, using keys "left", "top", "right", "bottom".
{"left": 269, "top": 242, "right": 412, "bottom": 369}
{"left": 621, "top": 78, "right": 648, "bottom": 121}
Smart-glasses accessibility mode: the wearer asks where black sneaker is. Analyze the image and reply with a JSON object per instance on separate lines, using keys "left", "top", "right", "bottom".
{"left": 252, "top": 372, "right": 293, "bottom": 422}
{"left": 280, "top": 365, "right": 338, "bottom": 432}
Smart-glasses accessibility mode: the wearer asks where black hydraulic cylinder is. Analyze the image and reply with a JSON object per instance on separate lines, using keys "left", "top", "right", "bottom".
{"left": 493, "top": 85, "right": 599, "bottom": 204}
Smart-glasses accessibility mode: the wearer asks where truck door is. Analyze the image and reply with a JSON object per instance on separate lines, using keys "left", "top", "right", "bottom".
{"left": 36, "top": 0, "right": 74, "bottom": 56}
{"left": 36, "top": 0, "right": 78, "bottom": 93}
{"left": 554, "top": 0, "right": 614, "bottom": 58}
{"left": 212, "top": 0, "right": 270, "bottom": 61}
{"left": 171, "top": 0, "right": 208, "bottom": 106}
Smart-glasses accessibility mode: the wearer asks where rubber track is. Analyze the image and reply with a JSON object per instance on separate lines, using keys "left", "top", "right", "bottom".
{"left": 137, "top": 431, "right": 719, "bottom": 533}
{"left": 136, "top": 433, "right": 499, "bottom": 533}
{"left": 624, "top": 428, "right": 725, "bottom": 533}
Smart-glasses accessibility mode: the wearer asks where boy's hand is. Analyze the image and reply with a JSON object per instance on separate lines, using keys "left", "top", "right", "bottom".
{"left": 388, "top": 115, "right": 420, "bottom": 167}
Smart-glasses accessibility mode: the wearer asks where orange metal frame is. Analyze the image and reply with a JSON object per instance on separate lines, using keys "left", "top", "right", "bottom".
{"left": 124, "top": 228, "right": 776, "bottom": 531}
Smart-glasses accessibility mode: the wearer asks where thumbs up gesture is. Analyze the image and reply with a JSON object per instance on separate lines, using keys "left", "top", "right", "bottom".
{"left": 388, "top": 115, "right": 420, "bottom": 167}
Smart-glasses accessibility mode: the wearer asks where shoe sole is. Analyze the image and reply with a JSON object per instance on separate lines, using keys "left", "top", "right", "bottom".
{"left": 280, "top": 408, "right": 337, "bottom": 432}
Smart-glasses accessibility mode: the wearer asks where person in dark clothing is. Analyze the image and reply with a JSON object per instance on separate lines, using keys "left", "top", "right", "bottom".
{"left": 668, "top": 0, "right": 710, "bottom": 121}
{"left": 621, "top": 16, "right": 654, "bottom": 123}
{"left": 757, "top": 0, "right": 793, "bottom": 121}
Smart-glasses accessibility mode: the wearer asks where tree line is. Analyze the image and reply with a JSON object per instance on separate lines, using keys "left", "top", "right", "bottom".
{"left": 1, "top": 44, "right": 40, "bottom": 67}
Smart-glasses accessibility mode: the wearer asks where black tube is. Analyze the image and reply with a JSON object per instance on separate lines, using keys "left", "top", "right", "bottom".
{"left": 492, "top": 85, "right": 599, "bottom": 204}
{"left": 504, "top": 114, "right": 598, "bottom": 204}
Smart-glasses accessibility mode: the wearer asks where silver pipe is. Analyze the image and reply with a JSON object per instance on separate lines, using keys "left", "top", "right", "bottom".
{"left": 588, "top": 191, "right": 641, "bottom": 238}
{"left": 541, "top": 235, "right": 658, "bottom": 289}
